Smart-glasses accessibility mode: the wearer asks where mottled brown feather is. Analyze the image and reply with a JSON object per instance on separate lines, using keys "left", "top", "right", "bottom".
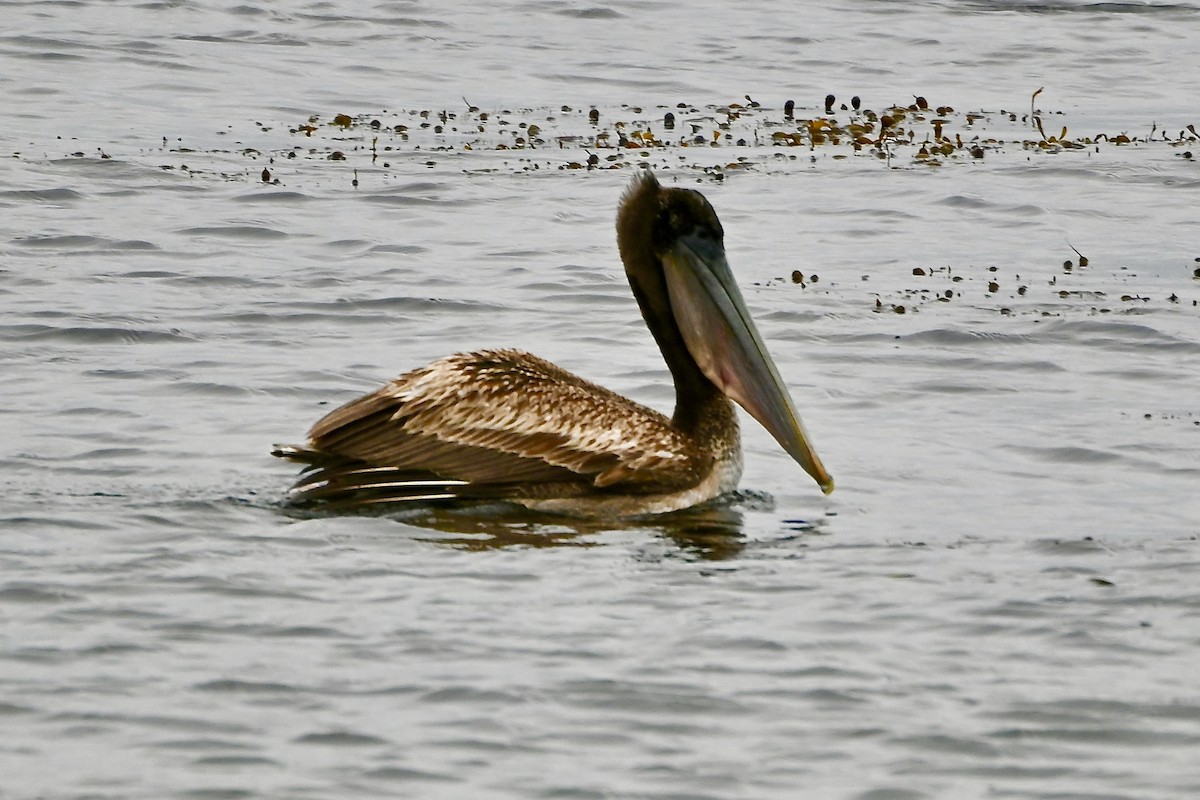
{"left": 304, "top": 348, "right": 714, "bottom": 494}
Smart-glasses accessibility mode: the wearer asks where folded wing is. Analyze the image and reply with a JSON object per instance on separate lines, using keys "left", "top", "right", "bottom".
{"left": 274, "top": 349, "right": 712, "bottom": 509}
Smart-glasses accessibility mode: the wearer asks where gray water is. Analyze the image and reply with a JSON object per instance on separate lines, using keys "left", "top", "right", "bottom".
{"left": 3, "top": 1, "right": 1200, "bottom": 798}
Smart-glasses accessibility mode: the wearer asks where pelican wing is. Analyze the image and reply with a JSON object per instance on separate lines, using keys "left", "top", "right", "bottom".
{"left": 285, "top": 349, "right": 711, "bottom": 504}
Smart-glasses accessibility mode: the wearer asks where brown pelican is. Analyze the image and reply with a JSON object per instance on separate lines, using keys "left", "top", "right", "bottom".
{"left": 273, "top": 170, "right": 833, "bottom": 517}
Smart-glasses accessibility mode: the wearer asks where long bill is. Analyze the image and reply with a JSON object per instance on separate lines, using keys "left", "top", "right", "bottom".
{"left": 661, "top": 233, "right": 834, "bottom": 494}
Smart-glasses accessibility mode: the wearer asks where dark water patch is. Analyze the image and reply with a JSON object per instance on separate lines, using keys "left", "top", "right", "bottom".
{"left": 50, "top": 603, "right": 170, "bottom": 622}
{"left": 72, "top": 447, "right": 146, "bottom": 461}
{"left": 294, "top": 730, "right": 389, "bottom": 746}
{"left": 935, "top": 194, "right": 1047, "bottom": 218}
{"left": 759, "top": 307, "right": 836, "bottom": 327}
{"left": 694, "top": 634, "right": 787, "bottom": 652}
{"left": 528, "top": 290, "right": 627, "bottom": 310}
{"left": 3, "top": 34, "right": 95, "bottom": 52}
{"left": 179, "top": 789, "right": 256, "bottom": 800}
{"left": 894, "top": 732, "right": 1002, "bottom": 757}
{"left": 748, "top": 34, "right": 817, "bottom": 46}
{"left": 294, "top": 10, "right": 449, "bottom": 29}
{"left": 0, "top": 514, "right": 115, "bottom": 532}
{"left": 939, "top": 762, "right": 1075, "bottom": 780}
{"left": 0, "top": 583, "right": 82, "bottom": 604}
{"left": 0, "top": 701, "right": 35, "bottom": 715}
{"left": 232, "top": 189, "right": 312, "bottom": 204}
{"left": 2, "top": 646, "right": 70, "bottom": 664}
{"left": 196, "top": 679, "right": 306, "bottom": 694}
{"left": 193, "top": 754, "right": 281, "bottom": 766}
{"left": 364, "top": 765, "right": 459, "bottom": 782}
{"left": 6, "top": 324, "right": 193, "bottom": 344}
{"left": 49, "top": 710, "right": 256, "bottom": 734}
{"left": 774, "top": 664, "right": 878, "bottom": 681}
{"left": 852, "top": 789, "right": 929, "bottom": 800}
{"left": 10, "top": 49, "right": 87, "bottom": 62}
{"left": 999, "top": 698, "right": 1200, "bottom": 725}
{"left": 1001, "top": 203, "right": 1048, "bottom": 218}
{"left": 551, "top": 5, "right": 624, "bottom": 19}
{"left": 266, "top": 624, "right": 345, "bottom": 638}
{"left": 897, "top": 328, "right": 1033, "bottom": 347}
{"left": 491, "top": 248, "right": 566, "bottom": 260}
{"left": 178, "top": 225, "right": 290, "bottom": 240}
{"left": 13, "top": 463, "right": 142, "bottom": 480}
{"left": 1033, "top": 319, "right": 1200, "bottom": 352}
{"left": 908, "top": 380, "right": 993, "bottom": 394}
{"left": 12, "top": 234, "right": 158, "bottom": 251}
{"left": 938, "top": 194, "right": 992, "bottom": 210}
{"left": 39, "top": 158, "right": 173, "bottom": 189}
{"left": 919, "top": 355, "right": 1063, "bottom": 376}
{"left": 229, "top": 5, "right": 271, "bottom": 17}
{"left": 359, "top": 184, "right": 457, "bottom": 207}
{"left": 367, "top": 243, "right": 428, "bottom": 255}
{"left": 970, "top": 599, "right": 1049, "bottom": 620}
{"left": 155, "top": 579, "right": 318, "bottom": 603}
{"left": 1012, "top": 445, "right": 1124, "bottom": 466}
{"left": 0, "top": 270, "right": 51, "bottom": 288}
{"left": 174, "top": 381, "right": 253, "bottom": 398}
{"left": 328, "top": 682, "right": 424, "bottom": 697}
{"left": 210, "top": 308, "right": 381, "bottom": 327}
{"left": 85, "top": 366, "right": 187, "bottom": 380}
{"left": 7, "top": 86, "right": 62, "bottom": 104}
{"left": 0, "top": 187, "right": 84, "bottom": 203}
{"left": 168, "top": 274, "right": 272, "bottom": 289}
{"left": 559, "top": 678, "right": 746, "bottom": 715}
{"left": 120, "top": 269, "right": 183, "bottom": 279}
{"left": 428, "top": 735, "right": 526, "bottom": 753}
{"left": 110, "top": 239, "right": 159, "bottom": 251}
{"left": 1102, "top": 367, "right": 1188, "bottom": 382}
{"left": 323, "top": 238, "right": 372, "bottom": 250}
{"left": 736, "top": 685, "right": 869, "bottom": 707}
{"left": 174, "top": 31, "right": 309, "bottom": 47}
{"left": 988, "top": 723, "right": 1196, "bottom": 747}
{"left": 1029, "top": 537, "right": 1113, "bottom": 555}
{"left": 800, "top": 688, "right": 871, "bottom": 706}
{"left": 151, "top": 736, "right": 260, "bottom": 751}
{"left": 822, "top": 206, "right": 922, "bottom": 223}
{"left": 421, "top": 685, "right": 529, "bottom": 705}
{"left": 962, "top": 0, "right": 1200, "bottom": 16}
{"left": 294, "top": 295, "right": 502, "bottom": 315}
{"left": 1090, "top": 589, "right": 1200, "bottom": 610}
{"left": 78, "top": 641, "right": 156, "bottom": 657}
{"left": 112, "top": 37, "right": 163, "bottom": 52}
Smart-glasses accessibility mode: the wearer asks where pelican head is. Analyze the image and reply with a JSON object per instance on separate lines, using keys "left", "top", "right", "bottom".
{"left": 617, "top": 170, "right": 833, "bottom": 494}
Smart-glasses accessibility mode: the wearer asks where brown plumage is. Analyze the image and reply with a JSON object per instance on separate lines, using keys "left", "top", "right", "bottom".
{"left": 274, "top": 170, "right": 831, "bottom": 517}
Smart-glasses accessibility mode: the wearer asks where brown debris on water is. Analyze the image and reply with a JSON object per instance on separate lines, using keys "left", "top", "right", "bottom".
{"left": 144, "top": 96, "right": 1200, "bottom": 211}
{"left": 1068, "top": 243, "right": 1089, "bottom": 267}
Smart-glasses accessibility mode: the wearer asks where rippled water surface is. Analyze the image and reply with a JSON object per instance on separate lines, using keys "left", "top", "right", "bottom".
{"left": 3, "top": 2, "right": 1200, "bottom": 798}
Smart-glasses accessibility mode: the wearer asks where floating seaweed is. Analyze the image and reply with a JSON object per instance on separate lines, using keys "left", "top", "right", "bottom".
{"left": 220, "top": 94, "right": 1200, "bottom": 180}
{"left": 86, "top": 92, "right": 1195, "bottom": 317}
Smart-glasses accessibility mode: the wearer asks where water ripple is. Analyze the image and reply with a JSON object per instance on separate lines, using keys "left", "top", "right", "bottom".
{"left": 4, "top": 2, "right": 1200, "bottom": 799}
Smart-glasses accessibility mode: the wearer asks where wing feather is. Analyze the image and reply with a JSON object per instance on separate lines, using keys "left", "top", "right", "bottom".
{"left": 304, "top": 349, "right": 708, "bottom": 492}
